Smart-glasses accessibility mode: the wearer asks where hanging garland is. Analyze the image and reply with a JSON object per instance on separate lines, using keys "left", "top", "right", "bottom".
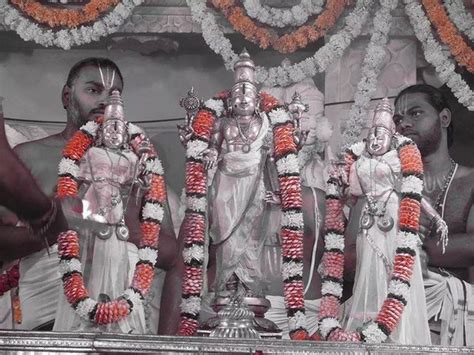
{"left": 187, "top": 0, "right": 373, "bottom": 86}
{"left": 0, "top": 263, "right": 20, "bottom": 297}
{"left": 342, "top": 0, "right": 398, "bottom": 149}
{"left": 177, "top": 91, "right": 309, "bottom": 340}
{"left": 444, "top": 0, "right": 474, "bottom": 42}
{"left": 0, "top": 0, "right": 142, "bottom": 49}
{"left": 177, "top": 94, "right": 220, "bottom": 336}
{"left": 242, "top": 0, "right": 324, "bottom": 28}
{"left": 403, "top": 0, "right": 474, "bottom": 111}
{"left": 9, "top": 0, "right": 119, "bottom": 28}
{"left": 422, "top": 0, "right": 474, "bottom": 73}
{"left": 56, "top": 119, "right": 166, "bottom": 325}
{"left": 319, "top": 135, "right": 424, "bottom": 343}
{"left": 211, "top": 0, "right": 347, "bottom": 54}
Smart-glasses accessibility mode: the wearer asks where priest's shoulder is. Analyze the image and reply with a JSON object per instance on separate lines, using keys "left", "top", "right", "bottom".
{"left": 13, "top": 134, "right": 64, "bottom": 162}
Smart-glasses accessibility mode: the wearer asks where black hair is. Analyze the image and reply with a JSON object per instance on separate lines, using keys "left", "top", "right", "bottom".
{"left": 65, "top": 57, "right": 124, "bottom": 89}
{"left": 394, "top": 84, "right": 454, "bottom": 148}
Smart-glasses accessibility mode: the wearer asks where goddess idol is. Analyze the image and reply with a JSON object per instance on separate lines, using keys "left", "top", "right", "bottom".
{"left": 319, "top": 99, "right": 447, "bottom": 344}
{"left": 54, "top": 90, "right": 165, "bottom": 333}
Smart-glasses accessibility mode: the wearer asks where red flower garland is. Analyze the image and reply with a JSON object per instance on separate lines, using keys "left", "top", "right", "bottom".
{"left": 318, "top": 137, "right": 424, "bottom": 343}
{"left": 268, "top": 104, "right": 308, "bottom": 340}
{"left": 56, "top": 119, "right": 166, "bottom": 325}
{"left": 0, "top": 263, "right": 20, "bottom": 296}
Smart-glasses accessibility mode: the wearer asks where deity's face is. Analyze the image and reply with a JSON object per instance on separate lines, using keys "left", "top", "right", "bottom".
{"left": 366, "top": 126, "right": 392, "bottom": 156}
{"left": 103, "top": 120, "right": 127, "bottom": 149}
{"left": 63, "top": 65, "right": 123, "bottom": 128}
{"left": 230, "top": 83, "right": 258, "bottom": 117}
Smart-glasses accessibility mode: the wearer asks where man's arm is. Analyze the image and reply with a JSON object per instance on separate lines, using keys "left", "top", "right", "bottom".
{"left": 424, "top": 201, "right": 474, "bottom": 268}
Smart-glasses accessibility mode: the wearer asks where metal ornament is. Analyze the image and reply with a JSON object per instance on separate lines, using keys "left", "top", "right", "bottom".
{"left": 116, "top": 224, "right": 130, "bottom": 241}
{"left": 242, "top": 144, "right": 251, "bottom": 153}
{"left": 360, "top": 212, "right": 375, "bottom": 229}
{"left": 377, "top": 215, "right": 394, "bottom": 232}
{"left": 97, "top": 225, "right": 113, "bottom": 240}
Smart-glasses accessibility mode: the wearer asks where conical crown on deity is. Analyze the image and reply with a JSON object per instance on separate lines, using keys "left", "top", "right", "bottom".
{"left": 233, "top": 49, "right": 257, "bottom": 93}
{"left": 372, "top": 97, "right": 395, "bottom": 133}
{"left": 104, "top": 89, "right": 125, "bottom": 124}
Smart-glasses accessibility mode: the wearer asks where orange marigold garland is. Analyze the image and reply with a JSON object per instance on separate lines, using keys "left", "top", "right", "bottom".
{"left": 422, "top": 0, "right": 474, "bottom": 73}
{"left": 211, "top": 0, "right": 347, "bottom": 54}
{"left": 56, "top": 119, "right": 166, "bottom": 325}
{"left": 318, "top": 135, "right": 424, "bottom": 343}
{"left": 9, "top": 0, "right": 120, "bottom": 28}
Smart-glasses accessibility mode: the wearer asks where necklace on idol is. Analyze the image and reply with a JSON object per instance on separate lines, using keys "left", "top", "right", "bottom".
{"left": 233, "top": 115, "right": 259, "bottom": 154}
{"left": 86, "top": 147, "right": 133, "bottom": 241}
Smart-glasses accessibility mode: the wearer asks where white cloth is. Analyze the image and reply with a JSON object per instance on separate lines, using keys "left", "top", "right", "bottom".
{"left": 17, "top": 245, "right": 60, "bottom": 330}
{"left": 209, "top": 114, "right": 271, "bottom": 295}
{"left": 54, "top": 147, "right": 146, "bottom": 333}
{"left": 0, "top": 292, "right": 12, "bottom": 329}
{"left": 343, "top": 151, "right": 431, "bottom": 345}
{"left": 425, "top": 270, "right": 474, "bottom": 346}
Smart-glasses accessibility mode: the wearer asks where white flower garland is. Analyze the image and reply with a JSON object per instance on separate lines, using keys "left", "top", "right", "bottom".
{"left": 142, "top": 202, "right": 164, "bottom": 221}
{"left": 0, "top": 0, "right": 142, "bottom": 49}
{"left": 242, "top": 0, "right": 324, "bottom": 28}
{"left": 341, "top": 0, "right": 398, "bottom": 149}
{"left": 187, "top": 0, "right": 374, "bottom": 87}
{"left": 404, "top": 0, "right": 474, "bottom": 111}
{"left": 444, "top": 0, "right": 474, "bottom": 41}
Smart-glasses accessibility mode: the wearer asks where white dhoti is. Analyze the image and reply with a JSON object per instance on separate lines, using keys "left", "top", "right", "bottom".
{"left": 425, "top": 270, "right": 474, "bottom": 346}
{"left": 17, "top": 245, "right": 60, "bottom": 330}
{"left": 209, "top": 115, "right": 270, "bottom": 295}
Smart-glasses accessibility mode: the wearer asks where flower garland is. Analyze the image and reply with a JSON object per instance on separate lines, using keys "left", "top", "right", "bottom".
{"left": 403, "top": 0, "right": 474, "bottom": 111}
{"left": 56, "top": 120, "right": 166, "bottom": 325}
{"left": 177, "top": 94, "right": 221, "bottom": 336}
{"left": 444, "top": 0, "right": 474, "bottom": 42}
{"left": 9, "top": 0, "right": 119, "bottom": 28}
{"left": 187, "top": 0, "right": 373, "bottom": 87}
{"left": 421, "top": 0, "right": 474, "bottom": 73}
{"left": 265, "top": 92, "right": 309, "bottom": 340}
{"left": 211, "top": 0, "right": 346, "bottom": 54}
{"left": 319, "top": 136, "right": 423, "bottom": 343}
{"left": 0, "top": 0, "right": 142, "bottom": 49}
{"left": 0, "top": 263, "right": 20, "bottom": 297}
{"left": 177, "top": 91, "right": 308, "bottom": 340}
{"left": 242, "top": 0, "right": 324, "bottom": 28}
{"left": 342, "top": 0, "right": 398, "bottom": 149}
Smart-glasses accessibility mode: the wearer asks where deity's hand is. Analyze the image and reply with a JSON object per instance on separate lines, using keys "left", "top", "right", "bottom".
{"left": 293, "top": 129, "right": 309, "bottom": 151}
{"left": 200, "top": 147, "right": 219, "bottom": 170}
{"left": 265, "top": 191, "right": 281, "bottom": 205}
{"left": 177, "top": 124, "right": 194, "bottom": 147}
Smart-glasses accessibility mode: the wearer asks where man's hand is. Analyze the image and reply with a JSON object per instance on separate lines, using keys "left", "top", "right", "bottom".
{"left": 200, "top": 148, "right": 219, "bottom": 170}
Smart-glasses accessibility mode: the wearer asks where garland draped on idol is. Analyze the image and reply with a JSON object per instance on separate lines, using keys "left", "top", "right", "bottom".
{"left": 319, "top": 136, "right": 424, "bottom": 343}
{"left": 177, "top": 91, "right": 309, "bottom": 340}
{"left": 56, "top": 119, "right": 166, "bottom": 325}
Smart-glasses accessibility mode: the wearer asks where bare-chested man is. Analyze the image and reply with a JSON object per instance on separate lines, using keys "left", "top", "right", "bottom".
{"left": 1, "top": 57, "right": 180, "bottom": 333}
{"left": 393, "top": 84, "right": 474, "bottom": 345}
